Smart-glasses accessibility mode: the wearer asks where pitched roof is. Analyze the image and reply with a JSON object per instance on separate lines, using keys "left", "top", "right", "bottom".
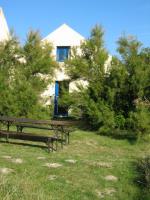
{"left": 42, "top": 23, "right": 85, "bottom": 46}
{"left": 0, "top": 7, "right": 9, "bottom": 42}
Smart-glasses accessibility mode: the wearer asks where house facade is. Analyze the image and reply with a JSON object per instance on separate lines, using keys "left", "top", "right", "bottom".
{"left": 42, "top": 24, "right": 85, "bottom": 117}
{"left": 0, "top": 8, "right": 111, "bottom": 117}
{"left": 0, "top": 8, "right": 9, "bottom": 42}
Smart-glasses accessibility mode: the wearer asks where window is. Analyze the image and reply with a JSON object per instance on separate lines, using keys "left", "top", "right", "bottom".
{"left": 56, "top": 46, "right": 70, "bottom": 62}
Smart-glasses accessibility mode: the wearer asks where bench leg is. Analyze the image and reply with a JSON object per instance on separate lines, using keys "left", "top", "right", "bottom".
{"left": 17, "top": 126, "right": 23, "bottom": 133}
{"left": 64, "top": 132, "right": 69, "bottom": 145}
{"left": 56, "top": 140, "right": 58, "bottom": 151}
{"left": 65, "top": 133, "right": 67, "bottom": 144}
{"left": 7, "top": 122, "right": 10, "bottom": 132}
{"left": 47, "top": 140, "right": 50, "bottom": 152}
{"left": 47, "top": 139, "right": 53, "bottom": 153}
{"left": 16, "top": 126, "right": 19, "bottom": 133}
{"left": 6, "top": 134, "right": 9, "bottom": 143}
{"left": 51, "top": 140, "right": 54, "bottom": 152}
{"left": 67, "top": 132, "right": 70, "bottom": 144}
{"left": 61, "top": 133, "right": 63, "bottom": 149}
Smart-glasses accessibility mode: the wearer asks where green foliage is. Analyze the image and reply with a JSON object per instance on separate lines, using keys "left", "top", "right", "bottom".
{"left": 0, "top": 25, "right": 150, "bottom": 137}
{"left": 127, "top": 105, "right": 150, "bottom": 137}
{"left": 64, "top": 25, "right": 112, "bottom": 131}
{"left": 63, "top": 25, "right": 150, "bottom": 139}
{"left": 115, "top": 114, "right": 126, "bottom": 129}
{"left": 136, "top": 155, "right": 150, "bottom": 199}
{"left": 0, "top": 35, "right": 21, "bottom": 116}
{"left": 0, "top": 31, "right": 57, "bottom": 118}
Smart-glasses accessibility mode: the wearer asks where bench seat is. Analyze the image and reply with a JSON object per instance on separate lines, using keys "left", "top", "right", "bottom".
{"left": 15, "top": 123, "right": 70, "bottom": 144}
{"left": 0, "top": 130, "right": 64, "bottom": 152}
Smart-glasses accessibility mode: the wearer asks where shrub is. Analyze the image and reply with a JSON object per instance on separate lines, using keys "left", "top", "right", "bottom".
{"left": 136, "top": 156, "right": 150, "bottom": 191}
{"left": 115, "top": 114, "right": 126, "bottom": 129}
{"left": 126, "top": 105, "right": 150, "bottom": 138}
{"left": 86, "top": 100, "right": 115, "bottom": 132}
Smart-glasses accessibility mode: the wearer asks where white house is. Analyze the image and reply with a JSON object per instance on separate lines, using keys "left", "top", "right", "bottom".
{"left": 0, "top": 7, "right": 9, "bottom": 42}
{"left": 0, "top": 8, "right": 111, "bottom": 117}
{"left": 42, "top": 24, "right": 112, "bottom": 117}
{"left": 42, "top": 24, "right": 85, "bottom": 116}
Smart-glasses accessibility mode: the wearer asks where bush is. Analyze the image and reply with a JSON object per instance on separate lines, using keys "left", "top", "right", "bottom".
{"left": 115, "top": 114, "right": 126, "bottom": 129}
{"left": 136, "top": 156, "right": 150, "bottom": 192}
{"left": 86, "top": 100, "right": 115, "bottom": 131}
{"left": 126, "top": 105, "right": 150, "bottom": 138}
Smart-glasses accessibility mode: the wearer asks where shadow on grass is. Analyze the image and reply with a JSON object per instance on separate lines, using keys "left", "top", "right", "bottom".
{"left": 95, "top": 128, "right": 141, "bottom": 145}
{"left": 0, "top": 140, "right": 51, "bottom": 152}
{"left": 109, "top": 135, "right": 137, "bottom": 145}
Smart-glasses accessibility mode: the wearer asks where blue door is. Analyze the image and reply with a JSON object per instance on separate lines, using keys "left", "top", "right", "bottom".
{"left": 54, "top": 81, "right": 59, "bottom": 116}
{"left": 54, "top": 81, "right": 69, "bottom": 117}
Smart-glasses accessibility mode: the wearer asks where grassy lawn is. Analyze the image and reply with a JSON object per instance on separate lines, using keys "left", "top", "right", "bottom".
{"left": 0, "top": 129, "right": 150, "bottom": 200}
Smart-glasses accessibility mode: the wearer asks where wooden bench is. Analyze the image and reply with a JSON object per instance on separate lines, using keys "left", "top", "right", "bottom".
{"left": 0, "top": 130, "right": 64, "bottom": 152}
{"left": 15, "top": 123, "right": 70, "bottom": 145}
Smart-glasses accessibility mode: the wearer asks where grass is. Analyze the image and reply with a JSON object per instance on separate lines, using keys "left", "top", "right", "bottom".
{"left": 0, "top": 128, "right": 150, "bottom": 200}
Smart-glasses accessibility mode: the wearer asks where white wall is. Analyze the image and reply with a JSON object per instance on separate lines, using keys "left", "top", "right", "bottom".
{"left": 41, "top": 24, "right": 112, "bottom": 106}
{"left": 0, "top": 8, "right": 9, "bottom": 42}
{"left": 41, "top": 24, "right": 85, "bottom": 105}
{"left": 42, "top": 24, "right": 84, "bottom": 57}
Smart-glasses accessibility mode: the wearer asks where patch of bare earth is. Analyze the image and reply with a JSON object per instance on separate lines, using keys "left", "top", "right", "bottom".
{"left": 96, "top": 188, "right": 116, "bottom": 198}
{"left": 2, "top": 155, "right": 12, "bottom": 159}
{"left": 86, "top": 140, "right": 98, "bottom": 146}
{"left": 2, "top": 156, "right": 23, "bottom": 164}
{"left": 0, "top": 168, "right": 14, "bottom": 175}
{"left": 65, "top": 159, "right": 77, "bottom": 164}
{"left": 43, "top": 163, "right": 62, "bottom": 168}
{"left": 37, "top": 157, "right": 46, "bottom": 160}
{"left": 104, "top": 175, "right": 118, "bottom": 181}
{"left": 11, "top": 158, "right": 23, "bottom": 164}
{"left": 88, "top": 161, "right": 112, "bottom": 168}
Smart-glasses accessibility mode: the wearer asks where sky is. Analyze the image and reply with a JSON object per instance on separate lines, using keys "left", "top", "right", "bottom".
{"left": 0, "top": 0, "right": 150, "bottom": 55}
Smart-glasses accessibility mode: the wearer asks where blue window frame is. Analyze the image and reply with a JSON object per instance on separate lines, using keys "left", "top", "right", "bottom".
{"left": 56, "top": 46, "right": 70, "bottom": 62}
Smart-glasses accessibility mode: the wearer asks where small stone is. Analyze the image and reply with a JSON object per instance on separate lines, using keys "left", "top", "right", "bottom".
{"left": 2, "top": 155, "right": 12, "bottom": 159}
{"left": 37, "top": 157, "right": 46, "bottom": 160}
{"left": 11, "top": 158, "right": 23, "bottom": 164}
{"left": 0, "top": 168, "right": 14, "bottom": 174}
{"left": 44, "top": 163, "right": 62, "bottom": 168}
{"left": 65, "top": 159, "right": 77, "bottom": 164}
{"left": 104, "top": 175, "right": 118, "bottom": 181}
{"left": 93, "top": 162, "right": 112, "bottom": 168}
{"left": 96, "top": 188, "right": 116, "bottom": 198}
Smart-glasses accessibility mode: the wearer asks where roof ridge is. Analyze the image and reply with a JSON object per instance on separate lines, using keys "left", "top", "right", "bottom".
{"left": 42, "top": 23, "right": 84, "bottom": 41}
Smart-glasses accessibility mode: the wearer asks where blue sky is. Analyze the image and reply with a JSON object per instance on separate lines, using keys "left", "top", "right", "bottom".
{"left": 0, "top": 0, "right": 150, "bottom": 55}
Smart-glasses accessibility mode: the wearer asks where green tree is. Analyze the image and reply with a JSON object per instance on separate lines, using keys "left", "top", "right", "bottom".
{"left": 0, "top": 35, "right": 21, "bottom": 115}
{"left": 63, "top": 26, "right": 150, "bottom": 137}
{"left": 63, "top": 25, "right": 115, "bottom": 131}
{"left": 0, "top": 31, "right": 57, "bottom": 118}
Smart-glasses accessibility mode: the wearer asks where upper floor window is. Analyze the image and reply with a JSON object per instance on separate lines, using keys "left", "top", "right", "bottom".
{"left": 56, "top": 46, "right": 70, "bottom": 62}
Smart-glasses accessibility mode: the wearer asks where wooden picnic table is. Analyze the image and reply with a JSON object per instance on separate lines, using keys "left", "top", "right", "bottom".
{"left": 0, "top": 116, "right": 75, "bottom": 151}
{"left": 0, "top": 116, "right": 75, "bottom": 128}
